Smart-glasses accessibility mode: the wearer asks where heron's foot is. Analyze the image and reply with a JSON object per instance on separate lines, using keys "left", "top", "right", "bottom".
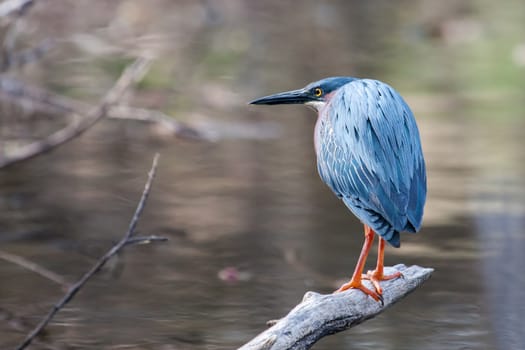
{"left": 364, "top": 270, "right": 402, "bottom": 296}
{"left": 334, "top": 279, "right": 383, "bottom": 305}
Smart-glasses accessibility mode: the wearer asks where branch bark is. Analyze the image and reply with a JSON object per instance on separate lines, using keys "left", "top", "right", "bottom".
{"left": 238, "top": 264, "right": 433, "bottom": 350}
{"left": 15, "top": 153, "right": 164, "bottom": 350}
{"left": 0, "top": 56, "right": 151, "bottom": 169}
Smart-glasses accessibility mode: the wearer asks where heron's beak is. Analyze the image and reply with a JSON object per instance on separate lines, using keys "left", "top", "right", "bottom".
{"left": 250, "top": 88, "right": 313, "bottom": 105}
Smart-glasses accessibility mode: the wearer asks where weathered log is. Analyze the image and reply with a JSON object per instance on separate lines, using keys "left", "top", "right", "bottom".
{"left": 238, "top": 264, "right": 433, "bottom": 350}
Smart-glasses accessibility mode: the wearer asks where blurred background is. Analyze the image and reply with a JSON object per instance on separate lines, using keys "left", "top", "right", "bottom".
{"left": 1, "top": 0, "right": 524, "bottom": 349}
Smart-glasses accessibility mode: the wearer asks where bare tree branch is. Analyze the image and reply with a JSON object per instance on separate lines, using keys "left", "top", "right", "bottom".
{"left": 109, "top": 105, "right": 212, "bottom": 140}
{"left": 0, "top": 1, "right": 208, "bottom": 142}
{"left": 0, "top": 56, "right": 152, "bottom": 169}
{"left": 0, "top": 249, "right": 68, "bottom": 288}
{"left": 1, "top": 307, "right": 59, "bottom": 350}
{"left": 0, "top": 76, "right": 213, "bottom": 141}
{"left": 238, "top": 264, "right": 433, "bottom": 350}
{"left": 15, "top": 153, "right": 165, "bottom": 350}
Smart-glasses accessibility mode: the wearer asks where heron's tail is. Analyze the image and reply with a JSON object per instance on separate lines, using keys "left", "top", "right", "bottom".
{"left": 342, "top": 198, "right": 401, "bottom": 248}
{"left": 367, "top": 211, "right": 401, "bottom": 248}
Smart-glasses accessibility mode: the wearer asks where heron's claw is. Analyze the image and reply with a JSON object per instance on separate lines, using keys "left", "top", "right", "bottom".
{"left": 363, "top": 270, "right": 402, "bottom": 296}
{"left": 335, "top": 280, "right": 383, "bottom": 305}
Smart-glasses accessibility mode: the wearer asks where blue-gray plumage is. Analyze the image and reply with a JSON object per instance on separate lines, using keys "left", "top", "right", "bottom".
{"left": 250, "top": 76, "right": 426, "bottom": 303}
{"left": 315, "top": 78, "right": 426, "bottom": 248}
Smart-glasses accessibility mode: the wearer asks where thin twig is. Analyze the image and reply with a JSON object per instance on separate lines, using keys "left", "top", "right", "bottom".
{"left": 124, "top": 235, "right": 169, "bottom": 246}
{"left": 0, "top": 56, "right": 152, "bottom": 169}
{"left": 15, "top": 153, "right": 163, "bottom": 350}
{"left": 0, "top": 250, "right": 68, "bottom": 287}
{"left": 0, "top": 307, "right": 58, "bottom": 350}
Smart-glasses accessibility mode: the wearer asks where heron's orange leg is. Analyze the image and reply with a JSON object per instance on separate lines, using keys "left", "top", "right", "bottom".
{"left": 364, "top": 237, "right": 402, "bottom": 295}
{"left": 335, "top": 225, "right": 382, "bottom": 303}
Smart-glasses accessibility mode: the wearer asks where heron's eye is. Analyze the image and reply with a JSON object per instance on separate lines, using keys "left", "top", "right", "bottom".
{"left": 313, "top": 87, "right": 323, "bottom": 97}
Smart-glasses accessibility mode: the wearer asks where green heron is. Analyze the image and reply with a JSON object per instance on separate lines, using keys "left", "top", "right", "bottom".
{"left": 250, "top": 77, "right": 426, "bottom": 303}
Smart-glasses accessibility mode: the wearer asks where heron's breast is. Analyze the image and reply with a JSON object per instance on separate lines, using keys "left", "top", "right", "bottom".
{"left": 314, "top": 106, "right": 342, "bottom": 192}
{"left": 313, "top": 106, "right": 332, "bottom": 156}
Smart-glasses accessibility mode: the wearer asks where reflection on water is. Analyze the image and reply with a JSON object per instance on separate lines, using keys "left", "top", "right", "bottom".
{"left": 469, "top": 121, "right": 525, "bottom": 350}
{"left": 1, "top": 1, "right": 525, "bottom": 349}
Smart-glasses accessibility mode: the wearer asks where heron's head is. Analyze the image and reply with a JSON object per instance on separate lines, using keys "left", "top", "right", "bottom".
{"left": 250, "top": 77, "right": 356, "bottom": 111}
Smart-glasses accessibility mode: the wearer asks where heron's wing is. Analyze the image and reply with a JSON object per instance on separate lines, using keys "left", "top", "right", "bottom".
{"left": 316, "top": 79, "right": 426, "bottom": 240}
